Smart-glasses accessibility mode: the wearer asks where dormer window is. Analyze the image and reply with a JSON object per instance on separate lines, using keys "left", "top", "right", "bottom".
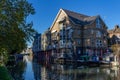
{"left": 96, "top": 18, "right": 101, "bottom": 28}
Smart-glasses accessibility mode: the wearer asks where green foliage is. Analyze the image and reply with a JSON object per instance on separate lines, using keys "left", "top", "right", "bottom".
{"left": 0, "top": 0, "right": 36, "bottom": 63}
{"left": 111, "top": 44, "right": 120, "bottom": 55}
{"left": 0, "top": 48, "right": 8, "bottom": 64}
{"left": 0, "top": 65, "right": 13, "bottom": 80}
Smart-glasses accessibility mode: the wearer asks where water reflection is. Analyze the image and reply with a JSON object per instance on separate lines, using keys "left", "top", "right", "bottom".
{"left": 24, "top": 56, "right": 35, "bottom": 80}
{"left": 8, "top": 59, "right": 26, "bottom": 80}
{"left": 32, "top": 58, "right": 41, "bottom": 80}
{"left": 8, "top": 56, "right": 120, "bottom": 80}
{"left": 8, "top": 56, "right": 35, "bottom": 80}
{"left": 38, "top": 64, "right": 120, "bottom": 80}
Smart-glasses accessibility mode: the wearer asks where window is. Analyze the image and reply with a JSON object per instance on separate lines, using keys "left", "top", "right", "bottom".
{"left": 96, "top": 30, "right": 102, "bottom": 37}
{"left": 87, "top": 39, "right": 90, "bottom": 46}
{"left": 60, "top": 27, "right": 66, "bottom": 40}
{"left": 78, "top": 30, "right": 81, "bottom": 35}
{"left": 91, "top": 38, "right": 94, "bottom": 44}
{"left": 77, "top": 39, "right": 81, "bottom": 44}
{"left": 91, "top": 30, "right": 94, "bottom": 34}
{"left": 60, "top": 40, "right": 63, "bottom": 45}
{"left": 68, "top": 29, "right": 73, "bottom": 38}
{"left": 96, "top": 39, "right": 102, "bottom": 47}
{"left": 110, "top": 57, "right": 114, "bottom": 61}
{"left": 85, "top": 39, "right": 90, "bottom": 46}
{"left": 60, "top": 30, "right": 63, "bottom": 36}
{"left": 96, "top": 18, "right": 101, "bottom": 28}
{"left": 63, "top": 40, "right": 65, "bottom": 43}
{"left": 78, "top": 50, "right": 81, "bottom": 54}
{"left": 67, "top": 41, "right": 72, "bottom": 48}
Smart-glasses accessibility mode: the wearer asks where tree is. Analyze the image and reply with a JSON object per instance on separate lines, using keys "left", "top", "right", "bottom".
{"left": 111, "top": 44, "right": 120, "bottom": 56}
{"left": 0, "top": 0, "right": 36, "bottom": 63}
{"left": 111, "top": 44, "right": 120, "bottom": 64}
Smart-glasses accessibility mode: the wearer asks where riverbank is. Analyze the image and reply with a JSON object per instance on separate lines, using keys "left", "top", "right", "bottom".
{"left": 0, "top": 64, "right": 13, "bottom": 80}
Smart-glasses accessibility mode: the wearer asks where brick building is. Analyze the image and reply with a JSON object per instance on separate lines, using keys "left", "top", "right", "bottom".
{"left": 48, "top": 9, "right": 108, "bottom": 61}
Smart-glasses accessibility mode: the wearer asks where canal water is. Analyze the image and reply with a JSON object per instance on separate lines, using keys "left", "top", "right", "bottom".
{"left": 8, "top": 55, "right": 120, "bottom": 80}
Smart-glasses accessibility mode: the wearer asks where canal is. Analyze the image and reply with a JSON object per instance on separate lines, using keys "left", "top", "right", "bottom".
{"left": 8, "top": 55, "right": 120, "bottom": 80}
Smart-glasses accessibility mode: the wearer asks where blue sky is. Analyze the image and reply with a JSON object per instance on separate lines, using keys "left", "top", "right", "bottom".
{"left": 27, "top": 0, "right": 120, "bottom": 34}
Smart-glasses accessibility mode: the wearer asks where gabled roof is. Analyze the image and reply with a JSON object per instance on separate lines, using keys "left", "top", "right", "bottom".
{"left": 62, "top": 8, "right": 89, "bottom": 20}
{"left": 62, "top": 8, "right": 99, "bottom": 25}
{"left": 50, "top": 8, "right": 100, "bottom": 30}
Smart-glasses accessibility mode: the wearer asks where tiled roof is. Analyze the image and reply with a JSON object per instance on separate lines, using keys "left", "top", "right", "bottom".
{"left": 62, "top": 9, "right": 89, "bottom": 20}
{"left": 108, "top": 25, "right": 120, "bottom": 33}
{"left": 84, "top": 16, "right": 98, "bottom": 23}
{"left": 68, "top": 16, "right": 85, "bottom": 25}
{"left": 107, "top": 30, "right": 113, "bottom": 33}
{"left": 62, "top": 9, "right": 98, "bottom": 25}
{"left": 114, "top": 28, "right": 120, "bottom": 33}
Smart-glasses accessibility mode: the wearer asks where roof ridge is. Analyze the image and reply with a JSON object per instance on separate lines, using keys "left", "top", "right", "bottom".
{"left": 61, "top": 8, "right": 90, "bottom": 18}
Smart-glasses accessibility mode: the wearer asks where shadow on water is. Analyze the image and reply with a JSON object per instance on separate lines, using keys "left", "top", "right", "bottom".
{"left": 7, "top": 56, "right": 120, "bottom": 80}
{"left": 7, "top": 60, "right": 27, "bottom": 80}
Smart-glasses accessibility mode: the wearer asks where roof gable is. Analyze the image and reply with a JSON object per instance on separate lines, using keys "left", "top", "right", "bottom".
{"left": 50, "top": 8, "right": 104, "bottom": 30}
{"left": 50, "top": 9, "right": 67, "bottom": 31}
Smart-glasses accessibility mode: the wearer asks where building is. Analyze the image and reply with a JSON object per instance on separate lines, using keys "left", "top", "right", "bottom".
{"left": 108, "top": 25, "right": 120, "bottom": 45}
{"left": 107, "top": 25, "right": 120, "bottom": 66}
{"left": 41, "top": 29, "right": 51, "bottom": 51}
{"left": 39, "top": 29, "right": 52, "bottom": 63}
{"left": 32, "top": 33, "right": 41, "bottom": 53}
{"left": 49, "top": 9, "right": 108, "bottom": 61}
